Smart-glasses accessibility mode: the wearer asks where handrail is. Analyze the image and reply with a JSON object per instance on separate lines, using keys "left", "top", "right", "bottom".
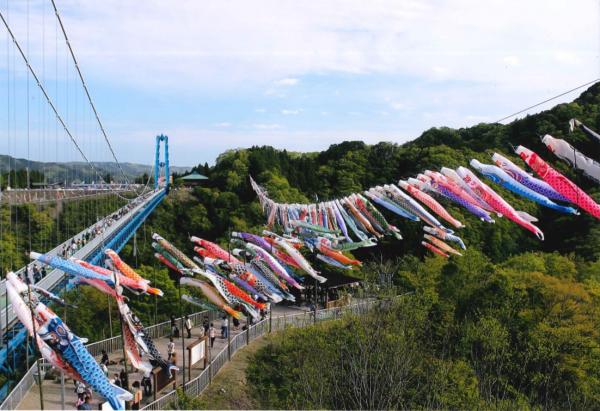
{"left": 0, "top": 189, "right": 162, "bottom": 327}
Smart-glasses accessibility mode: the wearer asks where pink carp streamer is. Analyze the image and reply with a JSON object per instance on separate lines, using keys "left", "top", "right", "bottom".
{"left": 516, "top": 146, "right": 600, "bottom": 220}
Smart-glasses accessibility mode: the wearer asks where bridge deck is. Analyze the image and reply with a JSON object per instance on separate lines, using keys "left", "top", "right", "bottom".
{"left": 0, "top": 188, "right": 166, "bottom": 371}
{"left": 0, "top": 189, "right": 162, "bottom": 321}
{"left": 1, "top": 188, "right": 139, "bottom": 206}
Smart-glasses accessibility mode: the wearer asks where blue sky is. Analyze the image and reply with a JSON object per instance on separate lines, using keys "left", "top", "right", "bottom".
{"left": 0, "top": 0, "right": 598, "bottom": 167}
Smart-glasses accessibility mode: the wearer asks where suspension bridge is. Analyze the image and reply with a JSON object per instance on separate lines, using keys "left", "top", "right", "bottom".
{"left": 0, "top": 1, "right": 172, "bottom": 403}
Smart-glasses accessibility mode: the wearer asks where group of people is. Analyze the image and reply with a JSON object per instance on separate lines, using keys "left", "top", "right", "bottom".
{"left": 169, "top": 314, "right": 194, "bottom": 339}
{"left": 21, "top": 264, "right": 47, "bottom": 284}
{"left": 98, "top": 349, "right": 149, "bottom": 410}
{"left": 74, "top": 380, "right": 93, "bottom": 410}
{"left": 22, "top": 190, "right": 158, "bottom": 287}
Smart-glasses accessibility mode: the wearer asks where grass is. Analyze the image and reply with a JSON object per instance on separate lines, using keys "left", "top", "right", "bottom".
{"left": 191, "top": 335, "right": 271, "bottom": 409}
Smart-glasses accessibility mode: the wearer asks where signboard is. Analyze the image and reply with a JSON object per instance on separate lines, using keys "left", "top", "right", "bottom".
{"left": 152, "top": 366, "right": 175, "bottom": 401}
{"left": 186, "top": 336, "right": 208, "bottom": 380}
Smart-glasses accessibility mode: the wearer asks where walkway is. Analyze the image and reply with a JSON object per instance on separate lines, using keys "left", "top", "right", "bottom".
{"left": 15, "top": 304, "right": 313, "bottom": 410}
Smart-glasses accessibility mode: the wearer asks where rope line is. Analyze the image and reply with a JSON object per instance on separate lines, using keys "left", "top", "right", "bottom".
{"left": 0, "top": 8, "right": 108, "bottom": 186}
{"left": 495, "top": 79, "right": 600, "bottom": 124}
{"left": 50, "top": 0, "right": 130, "bottom": 185}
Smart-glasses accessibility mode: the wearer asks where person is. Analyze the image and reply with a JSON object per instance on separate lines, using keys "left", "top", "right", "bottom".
{"left": 185, "top": 315, "right": 192, "bottom": 339}
{"left": 209, "top": 323, "right": 216, "bottom": 347}
{"left": 26, "top": 265, "right": 34, "bottom": 285}
{"left": 100, "top": 363, "right": 109, "bottom": 378}
{"left": 78, "top": 395, "right": 92, "bottom": 410}
{"left": 119, "top": 368, "right": 128, "bottom": 389}
{"left": 203, "top": 317, "right": 209, "bottom": 334}
{"left": 40, "top": 266, "right": 47, "bottom": 278}
{"left": 141, "top": 373, "right": 152, "bottom": 397}
{"left": 75, "top": 381, "right": 86, "bottom": 400}
{"left": 220, "top": 316, "right": 227, "bottom": 338}
{"left": 167, "top": 337, "right": 175, "bottom": 361}
{"left": 100, "top": 349, "right": 109, "bottom": 366}
{"left": 170, "top": 352, "right": 177, "bottom": 367}
{"left": 33, "top": 265, "right": 41, "bottom": 283}
{"left": 170, "top": 315, "right": 176, "bottom": 335}
{"left": 112, "top": 374, "right": 121, "bottom": 388}
{"left": 85, "top": 386, "right": 93, "bottom": 402}
{"left": 232, "top": 316, "right": 240, "bottom": 330}
{"left": 131, "top": 381, "right": 142, "bottom": 410}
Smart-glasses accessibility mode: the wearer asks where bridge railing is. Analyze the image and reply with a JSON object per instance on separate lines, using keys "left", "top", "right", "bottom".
{"left": 0, "top": 358, "right": 53, "bottom": 411}
{"left": 0, "top": 189, "right": 162, "bottom": 329}
{"left": 0, "top": 307, "right": 213, "bottom": 411}
{"left": 142, "top": 299, "right": 379, "bottom": 411}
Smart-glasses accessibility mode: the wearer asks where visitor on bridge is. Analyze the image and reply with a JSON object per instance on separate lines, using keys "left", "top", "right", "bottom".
{"left": 167, "top": 337, "right": 175, "bottom": 360}
{"left": 209, "top": 323, "right": 216, "bottom": 347}
{"left": 112, "top": 374, "right": 121, "bottom": 387}
{"left": 131, "top": 381, "right": 142, "bottom": 410}
{"left": 141, "top": 372, "right": 152, "bottom": 397}
{"left": 170, "top": 352, "right": 178, "bottom": 367}
{"left": 26, "top": 264, "right": 34, "bottom": 284}
{"left": 101, "top": 349, "right": 109, "bottom": 366}
{"left": 76, "top": 395, "right": 92, "bottom": 410}
{"left": 120, "top": 368, "right": 128, "bottom": 389}
{"left": 221, "top": 316, "right": 229, "bottom": 338}
{"left": 185, "top": 314, "right": 192, "bottom": 338}
{"left": 170, "top": 314, "right": 176, "bottom": 335}
{"left": 32, "top": 265, "right": 41, "bottom": 282}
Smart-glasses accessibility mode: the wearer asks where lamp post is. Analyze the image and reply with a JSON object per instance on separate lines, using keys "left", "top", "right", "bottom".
{"left": 227, "top": 316, "right": 231, "bottom": 360}
{"left": 178, "top": 281, "right": 186, "bottom": 390}
{"left": 313, "top": 278, "right": 318, "bottom": 324}
{"left": 26, "top": 285, "right": 44, "bottom": 410}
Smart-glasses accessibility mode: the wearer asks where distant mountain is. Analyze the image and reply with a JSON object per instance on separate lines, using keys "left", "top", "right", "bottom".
{"left": 0, "top": 155, "right": 190, "bottom": 182}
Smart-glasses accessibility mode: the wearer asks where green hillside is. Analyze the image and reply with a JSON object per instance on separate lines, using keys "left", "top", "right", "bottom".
{"left": 4, "top": 84, "right": 600, "bottom": 409}
{"left": 153, "top": 84, "right": 600, "bottom": 409}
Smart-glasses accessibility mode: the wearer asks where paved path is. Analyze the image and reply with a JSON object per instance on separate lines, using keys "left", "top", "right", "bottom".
{"left": 17, "top": 304, "right": 311, "bottom": 410}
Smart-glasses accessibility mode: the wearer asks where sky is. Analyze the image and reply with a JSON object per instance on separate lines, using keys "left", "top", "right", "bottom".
{"left": 0, "top": 0, "right": 599, "bottom": 167}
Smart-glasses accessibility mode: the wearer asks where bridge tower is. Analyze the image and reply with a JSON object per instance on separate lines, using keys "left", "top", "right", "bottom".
{"left": 154, "top": 134, "right": 170, "bottom": 191}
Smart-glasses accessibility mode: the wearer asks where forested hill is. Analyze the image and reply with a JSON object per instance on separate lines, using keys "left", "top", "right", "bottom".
{"left": 0, "top": 155, "right": 190, "bottom": 185}
{"left": 149, "top": 85, "right": 600, "bottom": 410}
{"left": 146, "top": 83, "right": 600, "bottom": 266}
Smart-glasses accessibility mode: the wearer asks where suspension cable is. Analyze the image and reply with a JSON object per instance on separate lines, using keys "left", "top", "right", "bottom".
{"left": 0, "top": 8, "right": 108, "bottom": 186}
{"left": 50, "top": 0, "right": 130, "bottom": 185}
{"left": 495, "top": 78, "right": 600, "bottom": 124}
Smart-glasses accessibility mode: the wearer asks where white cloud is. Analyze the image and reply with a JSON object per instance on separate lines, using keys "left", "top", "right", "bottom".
{"left": 2, "top": 0, "right": 598, "bottom": 166}
{"left": 5, "top": 0, "right": 597, "bottom": 94}
{"left": 274, "top": 78, "right": 299, "bottom": 86}
{"left": 389, "top": 101, "right": 407, "bottom": 111}
{"left": 554, "top": 51, "right": 581, "bottom": 65}
{"left": 503, "top": 55, "right": 520, "bottom": 67}
{"left": 253, "top": 123, "right": 281, "bottom": 130}
{"left": 281, "top": 109, "right": 301, "bottom": 115}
